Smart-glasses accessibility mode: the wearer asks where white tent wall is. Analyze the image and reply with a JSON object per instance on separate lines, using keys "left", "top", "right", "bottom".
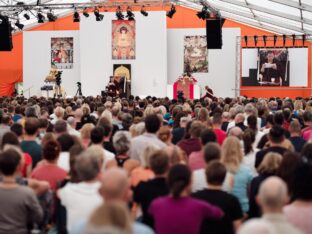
{"left": 23, "top": 30, "right": 80, "bottom": 97}
{"left": 167, "top": 28, "right": 240, "bottom": 98}
{"left": 79, "top": 11, "right": 168, "bottom": 97}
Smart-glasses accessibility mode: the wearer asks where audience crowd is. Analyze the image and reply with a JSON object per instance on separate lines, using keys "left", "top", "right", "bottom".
{"left": 0, "top": 94, "right": 311, "bottom": 234}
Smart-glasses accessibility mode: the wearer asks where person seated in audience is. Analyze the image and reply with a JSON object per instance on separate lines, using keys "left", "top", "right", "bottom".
{"left": 21, "top": 117, "right": 42, "bottom": 169}
{"left": 0, "top": 148, "right": 43, "bottom": 233}
{"left": 57, "top": 134, "right": 75, "bottom": 172}
{"left": 0, "top": 115, "right": 12, "bottom": 145}
{"left": 177, "top": 121, "right": 203, "bottom": 157}
{"left": 129, "top": 114, "right": 166, "bottom": 162}
{"left": 54, "top": 120, "right": 68, "bottom": 138}
{"left": 237, "top": 219, "right": 276, "bottom": 234}
{"left": 301, "top": 143, "right": 312, "bottom": 165}
{"left": 301, "top": 111, "right": 312, "bottom": 140}
{"left": 288, "top": 119, "right": 306, "bottom": 153}
{"left": 257, "top": 177, "right": 304, "bottom": 234}
{"left": 222, "top": 136, "right": 253, "bottom": 214}
{"left": 1, "top": 132, "right": 32, "bottom": 177}
{"left": 96, "top": 117, "right": 115, "bottom": 154}
{"left": 189, "top": 129, "right": 217, "bottom": 171}
{"left": 255, "top": 125, "right": 288, "bottom": 168}
{"left": 234, "top": 113, "right": 247, "bottom": 132}
{"left": 171, "top": 112, "right": 188, "bottom": 145}
{"left": 133, "top": 150, "right": 170, "bottom": 229}
{"left": 106, "top": 131, "right": 140, "bottom": 175}
{"left": 249, "top": 152, "right": 282, "bottom": 218}
{"left": 70, "top": 168, "right": 154, "bottom": 234}
{"left": 221, "top": 112, "right": 230, "bottom": 132}
{"left": 192, "top": 161, "right": 243, "bottom": 234}
{"left": 212, "top": 112, "right": 227, "bottom": 145}
{"left": 247, "top": 115, "right": 265, "bottom": 149}
{"left": 228, "top": 126, "right": 243, "bottom": 140}
{"left": 79, "top": 123, "right": 94, "bottom": 148}
{"left": 242, "top": 129, "right": 259, "bottom": 177}
{"left": 130, "top": 145, "right": 156, "bottom": 188}
{"left": 148, "top": 164, "right": 223, "bottom": 234}
{"left": 283, "top": 163, "right": 312, "bottom": 234}
{"left": 192, "top": 142, "right": 222, "bottom": 192}
{"left": 90, "top": 126, "right": 115, "bottom": 161}
{"left": 157, "top": 126, "right": 173, "bottom": 146}
{"left": 30, "top": 140, "right": 67, "bottom": 192}
{"left": 58, "top": 152, "right": 103, "bottom": 233}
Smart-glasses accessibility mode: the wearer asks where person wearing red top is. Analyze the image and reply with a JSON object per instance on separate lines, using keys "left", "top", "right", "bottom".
{"left": 177, "top": 121, "right": 203, "bottom": 157}
{"left": 212, "top": 113, "right": 227, "bottom": 146}
{"left": 31, "top": 140, "right": 67, "bottom": 192}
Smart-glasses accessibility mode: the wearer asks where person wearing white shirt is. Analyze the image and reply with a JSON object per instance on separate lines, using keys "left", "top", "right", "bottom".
{"left": 58, "top": 152, "right": 103, "bottom": 233}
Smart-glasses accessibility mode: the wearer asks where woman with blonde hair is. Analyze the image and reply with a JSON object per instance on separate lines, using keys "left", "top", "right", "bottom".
{"left": 143, "top": 105, "right": 154, "bottom": 118}
{"left": 221, "top": 136, "right": 253, "bottom": 214}
{"left": 80, "top": 123, "right": 95, "bottom": 148}
{"left": 83, "top": 201, "right": 132, "bottom": 234}
{"left": 158, "top": 126, "right": 173, "bottom": 146}
{"left": 249, "top": 152, "right": 282, "bottom": 218}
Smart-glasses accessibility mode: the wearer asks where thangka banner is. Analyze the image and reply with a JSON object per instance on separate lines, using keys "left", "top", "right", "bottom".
{"left": 51, "top": 37, "right": 74, "bottom": 69}
{"left": 112, "top": 20, "right": 135, "bottom": 60}
{"left": 184, "top": 35, "right": 208, "bottom": 73}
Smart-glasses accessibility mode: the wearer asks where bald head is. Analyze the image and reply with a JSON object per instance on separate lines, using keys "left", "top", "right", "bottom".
{"left": 258, "top": 177, "right": 288, "bottom": 212}
{"left": 238, "top": 219, "right": 276, "bottom": 234}
{"left": 100, "top": 168, "right": 129, "bottom": 201}
{"left": 228, "top": 127, "right": 243, "bottom": 140}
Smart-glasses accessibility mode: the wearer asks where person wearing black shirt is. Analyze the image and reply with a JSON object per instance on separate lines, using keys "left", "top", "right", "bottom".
{"left": 255, "top": 125, "right": 287, "bottom": 168}
{"left": 288, "top": 120, "right": 306, "bottom": 153}
{"left": 192, "top": 161, "right": 243, "bottom": 234}
{"left": 133, "top": 150, "right": 170, "bottom": 229}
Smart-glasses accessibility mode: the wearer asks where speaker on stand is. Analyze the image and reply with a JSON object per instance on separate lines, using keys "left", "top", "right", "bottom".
{"left": 206, "top": 18, "right": 225, "bottom": 49}
{"left": 0, "top": 16, "right": 13, "bottom": 51}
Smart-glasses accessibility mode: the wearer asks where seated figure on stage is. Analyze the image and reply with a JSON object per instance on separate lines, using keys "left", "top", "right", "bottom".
{"left": 45, "top": 64, "right": 58, "bottom": 82}
{"left": 202, "top": 85, "right": 216, "bottom": 101}
{"left": 106, "top": 76, "right": 118, "bottom": 97}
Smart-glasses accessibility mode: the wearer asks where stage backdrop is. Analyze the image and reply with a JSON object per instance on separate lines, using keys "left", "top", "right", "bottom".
{"left": 24, "top": 31, "right": 80, "bottom": 97}
{"left": 80, "top": 11, "right": 167, "bottom": 97}
{"left": 168, "top": 28, "right": 240, "bottom": 98}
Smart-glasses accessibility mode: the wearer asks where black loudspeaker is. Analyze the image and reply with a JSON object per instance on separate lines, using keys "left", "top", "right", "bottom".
{"left": 0, "top": 17, "right": 13, "bottom": 51}
{"left": 206, "top": 18, "right": 225, "bottom": 49}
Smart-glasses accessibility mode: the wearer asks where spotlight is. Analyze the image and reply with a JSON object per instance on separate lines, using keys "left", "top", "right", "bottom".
{"left": 140, "top": 5, "right": 148, "bottom": 17}
{"left": 23, "top": 13, "right": 30, "bottom": 20}
{"left": 83, "top": 8, "right": 89, "bottom": 17}
{"left": 94, "top": 7, "right": 104, "bottom": 21}
{"left": 196, "top": 6, "right": 209, "bottom": 20}
{"left": 244, "top": 35, "right": 248, "bottom": 46}
{"left": 126, "top": 6, "right": 135, "bottom": 20}
{"left": 263, "top": 35, "right": 267, "bottom": 47}
{"left": 254, "top": 35, "right": 258, "bottom": 47}
{"left": 116, "top": 6, "right": 124, "bottom": 20}
{"left": 37, "top": 12, "right": 45, "bottom": 23}
{"left": 273, "top": 35, "right": 277, "bottom": 46}
{"left": 166, "top": 5, "right": 176, "bottom": 18}
{"left": 47, "top": 11, "right": 57, "bottom": 22}
{"left": 15, "top": 20, "right": 24, "bottom": 30}
{"left": 302, "top": 34, "right": 306, "bottom": 46}
{"left": 283, "top": 35, "right": 286, "bottom": 46}
{"left": 73, "top": 10, "right": 80, "bottom": 22}
{"left": 292, "top": 34, "right": 296, "bottom": 46}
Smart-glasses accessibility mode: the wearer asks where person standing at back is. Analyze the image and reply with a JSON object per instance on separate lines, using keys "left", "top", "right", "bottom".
{"left": 21, "top": 117, "right": 42, "bottom": 169}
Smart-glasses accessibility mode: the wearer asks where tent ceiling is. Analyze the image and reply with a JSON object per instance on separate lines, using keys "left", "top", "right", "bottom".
{"left": 0, "top": 0, "right": 312, "bottom": 36}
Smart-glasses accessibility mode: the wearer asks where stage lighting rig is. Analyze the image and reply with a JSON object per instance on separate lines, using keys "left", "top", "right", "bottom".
{"left": 126, "top": 6, "right": 135, "bottom": 20}
{"left": 37, "top": 12, "right": 45, "bottom": 23}
{"left": 73, "top": 10, "right": 80, "bottom": 22}
{"left": 140, "top": 5, "right": 148, "bottom": 17}
{"left": 94, "top": 7, "right": 104, "bottom": 21}
{"left": 166, "top": 5, "right": 176, "bottom": 18}
{"left": 23, "top": 13, "right": 30, "bottom": 20}
{"left": 116, "top": 6, "right": 124, "bottom": 20}
{"left": 47, "top": 10, "right": 57, "bottom": 22}
{"left": 83, "top": 8, "right": 89, "bottom": 17}
{"left": 196, "top": 6, "right": 209, "bottom": 20}
{"left": 15, "top": 20, "right": 24, "bottom": 30}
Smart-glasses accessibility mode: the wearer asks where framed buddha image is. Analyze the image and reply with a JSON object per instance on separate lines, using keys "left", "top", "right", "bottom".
{"left": 51, "top": 37, "right": 74, "bottom": 69}
{"left": 112, "top": 20, "right": 136, "bottom": 60}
